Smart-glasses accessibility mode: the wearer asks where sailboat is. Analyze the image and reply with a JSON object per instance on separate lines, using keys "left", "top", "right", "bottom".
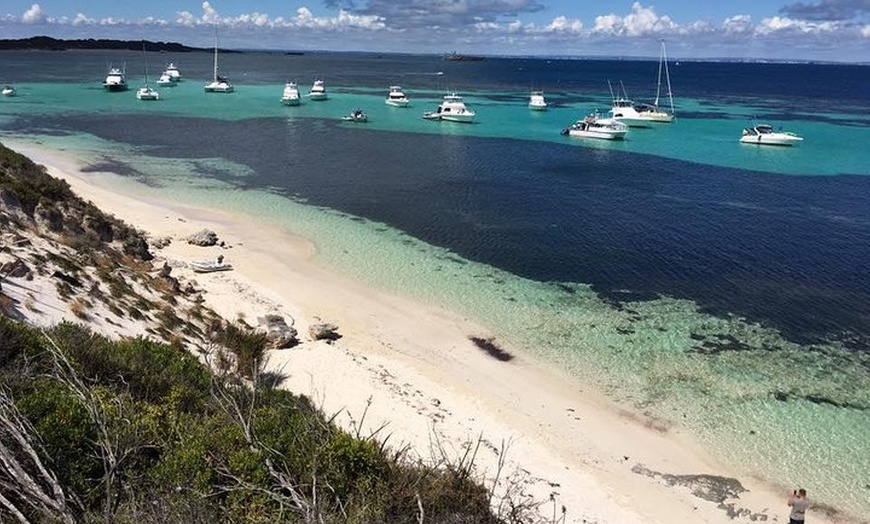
{"left": 136, "top": 43, "right": 160, "bottom": 101}
{"left": 609, "top": 40, "right": 675, "bottom": 126}
{"left": 204, "top": 34, "right": 233, "bottom": 93}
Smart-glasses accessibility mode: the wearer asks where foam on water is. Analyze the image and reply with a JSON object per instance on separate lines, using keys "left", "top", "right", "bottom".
{"left": 8, "top": 131, "right": 867, "bottom": 517}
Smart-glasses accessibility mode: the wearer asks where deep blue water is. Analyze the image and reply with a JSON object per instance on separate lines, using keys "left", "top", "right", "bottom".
{"left": 3, "top": 50, "right": 870, "bottom": 350}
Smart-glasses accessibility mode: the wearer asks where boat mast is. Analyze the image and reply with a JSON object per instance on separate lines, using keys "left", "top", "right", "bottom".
{"left": 142, "top": 42, "right": 150, "bottom": 87}
{"left": 212, "top": 33, "right": 218, "bottom": 83}
{"left": 657, "top": 40, "right": 675, "bottom": 116}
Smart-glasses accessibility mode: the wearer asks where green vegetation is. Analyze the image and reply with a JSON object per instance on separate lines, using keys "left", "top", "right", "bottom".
{"left": 0, "top": 318, "right": 514, "bottom": 523}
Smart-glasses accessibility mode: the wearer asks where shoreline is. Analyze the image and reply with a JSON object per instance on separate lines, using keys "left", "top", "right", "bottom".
{"left": 5, "top": 139, "right": 853, "bottom": 524}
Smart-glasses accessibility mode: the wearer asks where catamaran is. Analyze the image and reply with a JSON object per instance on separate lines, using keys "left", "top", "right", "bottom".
{"left": 204, "top": 35, "right": 233, "bottom": 93}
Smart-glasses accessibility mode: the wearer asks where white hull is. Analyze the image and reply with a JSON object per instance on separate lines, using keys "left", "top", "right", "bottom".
{"left": 440, "top": 113, "right": 475, "bottom": 123}
{"left": 386, "top": 86, "right": 410, "bottom": 107}
{"left": 529, "top": 91, "right": 547, "bottom": 110}
{"left": 308, "top": 80, "right": 327, "bottom": 100}
{"left": 610, "top": 104, "right": 674, "bottom": 126}
{"left": 2, "top": 87, "right": 15, "bottom": 97}
{"left": 136, "top": 87, "right": 159, "bottom": 101}
{"left": 204, "top": 82, "right": 233, "bottom": 93}
{"left": 425, "top": 93, "right": 476, "bottom": 123}
{"left": 568, "top": 128, "right": 626, "bottom": 140}
{"left": 103, "top": 67, "right": 127, "bottom": 91}
{"left": 563, "top": 116, "right": 628, "bottom": 140}
{"left": 740, "top": 132, "right": 803, "bottom": 146}
{"left": 281, "top": 83, "right": 301, "bottom": 105}
{"left": 156, "top": 73, "right": 175, "bottom": 87}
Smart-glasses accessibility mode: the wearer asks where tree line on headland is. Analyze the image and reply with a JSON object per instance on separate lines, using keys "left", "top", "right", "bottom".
{"left": 0, "top": 36, "right": 206, "bottom": 53}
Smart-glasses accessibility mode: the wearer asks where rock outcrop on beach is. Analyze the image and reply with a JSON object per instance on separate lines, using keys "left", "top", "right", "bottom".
{"left": 186, "top": 228, "right": 219, "bottom": 246}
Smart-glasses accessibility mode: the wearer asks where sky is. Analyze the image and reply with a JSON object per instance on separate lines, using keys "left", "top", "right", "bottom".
{"left": 1, "top": 0, "right": 869, "bottom": 62}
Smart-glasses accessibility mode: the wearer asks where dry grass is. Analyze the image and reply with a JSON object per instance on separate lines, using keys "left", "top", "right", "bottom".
{"left": 69, "top": 298, "right": 90, "bottom": 320}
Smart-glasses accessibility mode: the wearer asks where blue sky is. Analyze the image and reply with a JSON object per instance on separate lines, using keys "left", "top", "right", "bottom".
{"left": 1, "top": 1, "right": 869, "bottom": 61}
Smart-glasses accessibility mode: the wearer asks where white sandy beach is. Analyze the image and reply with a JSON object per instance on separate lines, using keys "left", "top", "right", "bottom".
{"left": 5, "top": 140, "right": 852, "bottom": 524}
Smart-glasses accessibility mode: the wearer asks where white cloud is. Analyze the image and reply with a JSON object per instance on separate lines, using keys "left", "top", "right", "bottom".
{"left": 593, "top": 2, "right": 676, "bottom": 36}
{"left": 544, "top": 16, "right": 584, "bottom": 33}
{"left": 71, "top": 13, "right": 94, "bottom": 26}
{"left": 175, "top": 10, "right": 197, "bottom": 27}
{"left": 723, "top": 15, "right": 753, "bottom": 34}
{"left": 201, "top": 1, "right": 220, "bottom": 25}
{"left": 863, "top": 24, "right": 870, "bottom": 37}
{"left": 756, "top": 15, "right": 839, "bottom": 34}
{"left": 22, "top": 3, "right": 46, "bottom": 24}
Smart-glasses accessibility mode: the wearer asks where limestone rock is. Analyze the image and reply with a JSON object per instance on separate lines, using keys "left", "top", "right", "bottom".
{"left": 186, "top": 229, "right": 219, "bottom": 246}
{"left": 308, "top": 322, "right": 340, "bottom": 341}
{"left": 258, "top": 314, "right": 299, "bottom": 349}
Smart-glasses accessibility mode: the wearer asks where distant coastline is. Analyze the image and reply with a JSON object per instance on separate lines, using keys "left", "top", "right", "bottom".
{"left": 0, "top": 35, "right": 209, "bottom": 53}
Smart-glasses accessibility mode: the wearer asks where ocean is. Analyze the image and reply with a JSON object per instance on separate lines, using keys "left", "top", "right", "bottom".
{"left": 1, "top": 48, "right": 868, "bottom": 518}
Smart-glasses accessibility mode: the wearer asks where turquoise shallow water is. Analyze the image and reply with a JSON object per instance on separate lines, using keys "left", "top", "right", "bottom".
{"left": 2, "top": 50, "right": 869, "bottom": 519}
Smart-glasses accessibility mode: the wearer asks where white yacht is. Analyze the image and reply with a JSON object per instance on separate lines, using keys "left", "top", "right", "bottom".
{"left": 2, "top": 85, "right": 15, "bottom": 97}
{"left": 136, "top": 86, "right": 160, "bottom": 101}
{"left": 204, "top": 37, "right": 233, "bottom": 93}
{"left": 102, "top": 65, "right": 127, "bottom": 92}
{"left": 561, "top": 113, "right": 628, "bottom": 140}
{"left": 423, "top": 94, "right": 476, "bottom": 123}
{"left": 308, "top": 80, "right": 327, "bottom": 100}
{"left": 164, "top": 63, "right": 182, "bottom": 81}
{"left": 385, "top": 85, "right": 410, "bottom": 107}
{"left": 156, "top": 71, "right": 175, "bottom": 87}
{"left": 608, "top": 42, "right": 675, "bottom": 126}
{"left": 528, "top": 90, "right": 548, "bottom": 110}
{"left": 280, "top": 82, "right": 301, "bottom": 105}
{"left": 740, "top": 124, "right": 803, "bottom": 146}
{"left": 609, "top": 97, "right": 673, "bottom": 126}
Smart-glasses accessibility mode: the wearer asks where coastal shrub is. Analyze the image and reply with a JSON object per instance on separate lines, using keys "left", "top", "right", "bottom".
{"left": 0, "top": 315, "right": 44, "bottom": 366}
{"left": 214, "top": 321, "right": 269, "bottom": 379}
{"left": 14, "top": 378, "right": 102, "bottom": 501}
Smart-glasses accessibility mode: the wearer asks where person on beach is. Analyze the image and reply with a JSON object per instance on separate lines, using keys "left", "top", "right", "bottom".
{"left": 788, "top": 488, "right": 809, "bottom": 523}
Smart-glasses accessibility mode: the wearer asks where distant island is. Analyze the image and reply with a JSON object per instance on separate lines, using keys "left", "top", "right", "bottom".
{"left": 0, "top": 36, "right": 208, "bottom": 53}
{"left": 443, "top": 51, "right": 486, "bottom": 62}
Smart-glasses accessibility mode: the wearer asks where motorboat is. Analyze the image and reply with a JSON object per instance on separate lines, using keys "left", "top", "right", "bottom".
{"left": 561, "top": 113, "right": 629, "bottom": 140}
{"left": 204, "top": 36, "right": 233, "bottom": 93}
{"left": 740, "top": 124, "right": 803, "bottom": 146}
{"left": 342, "top": 109, "right": 368, "bottom": 123}
{"left": 529, "top": 90, "right": 548, "bottom": 110}
{"left": 423, "top": 93, "right": 476, "bottom": 123}
{"left": 156, "top": 71, "right": 175, "bottom": 87}
{"left": 190, "top": 256, "right": 233, "bottom": 273}
{"left": 608, "top": 42, "right": 675, "bottom": 126}
{"left": 136, "top": 86, "right": 160, "bottom": 100}
{"left": 102, "top": 65, "right": 127, "bottom": 92}
{"left": 1, "top": 85, "right": 15, "bottom": 97}
{"left": 280, "top": 82, "right": 301, "bottom": 105}
{"left": 164, "top": 63, "right": 182, "bottom": 81}
{"left": 385, "top": 85, "right": 410, "bottom": 107}
{"left": 308, "top": 79, "right": 327, "bottom": 100}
